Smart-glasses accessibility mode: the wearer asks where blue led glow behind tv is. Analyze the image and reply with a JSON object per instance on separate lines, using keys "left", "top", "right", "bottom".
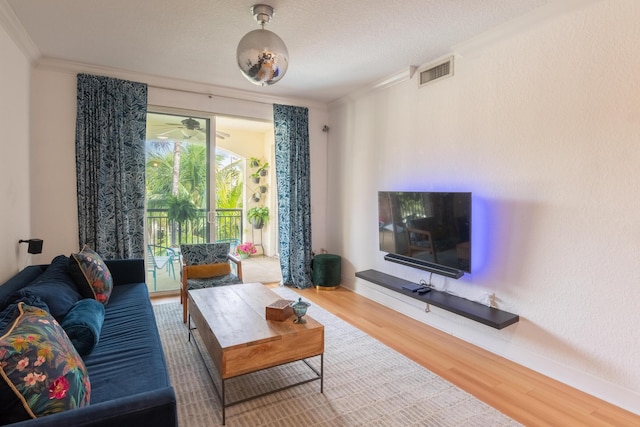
{"left": 378, "top": 191, "right": 471, "bottom": 277}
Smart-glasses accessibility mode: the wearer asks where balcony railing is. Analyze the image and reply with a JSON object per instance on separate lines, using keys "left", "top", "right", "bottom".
{"left": 146, "top": 208, "right": 243, "bottom": 251}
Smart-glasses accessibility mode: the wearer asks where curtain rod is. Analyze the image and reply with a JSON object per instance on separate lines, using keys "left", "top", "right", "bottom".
{"left": 147, "top": 84, "right": 284, "bottom": 107}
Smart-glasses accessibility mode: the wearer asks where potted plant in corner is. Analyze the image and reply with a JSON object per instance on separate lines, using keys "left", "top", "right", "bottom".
{"left": 249, "top": 157, "right": 261, "bottom": 168}
{"left": 247, "top": 206, "right": 269, "bottom": 229}
{"left": 257, "top": 163, "right": 269, "bottom": 176}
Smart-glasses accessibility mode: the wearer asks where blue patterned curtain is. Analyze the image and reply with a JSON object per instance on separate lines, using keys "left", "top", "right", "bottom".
{"left": 273, "top": 104, "right": 313, "bottom": 288}
{"left": 75, "top": 74, "right": 147, "bottom": 259}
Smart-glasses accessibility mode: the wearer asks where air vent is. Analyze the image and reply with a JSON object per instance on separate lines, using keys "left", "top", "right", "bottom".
{"left": 418, "top": 57, "right": 454, "bottom": 88}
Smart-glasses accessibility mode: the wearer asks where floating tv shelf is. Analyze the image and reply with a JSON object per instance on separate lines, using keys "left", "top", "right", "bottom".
{"left": 355, "top": 269, "right": 519, "bottom": 329}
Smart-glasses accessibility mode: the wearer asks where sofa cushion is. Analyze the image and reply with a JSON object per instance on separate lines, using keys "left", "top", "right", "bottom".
{"left": 16, "top": 255, "right": 82, "bottom": 322}
{"left": 69, "top": 247, "right": 113, "bottom": 305}
{"left": 83, "top": 283, "right": 171, "bottom": 404}
{"left": 0, "top": 266, "right": 46, "bottom": 313}
{"left": 0, "top": 303, "right": 91, "bottom": 424}
{"left": 0, "top": 294, "right": 49, "bottom": 334}
{"left": 61, "top": 299, "right": 105, "bottom": 357}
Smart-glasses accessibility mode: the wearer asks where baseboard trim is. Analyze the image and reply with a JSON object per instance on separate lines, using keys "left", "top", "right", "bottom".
{"left": 344, "top": 278, "right": 640, "bottom": 415}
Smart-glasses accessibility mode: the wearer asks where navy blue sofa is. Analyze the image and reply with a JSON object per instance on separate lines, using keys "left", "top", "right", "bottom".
{"left": 0, "top": 259, "right": 177, "bottom": 427}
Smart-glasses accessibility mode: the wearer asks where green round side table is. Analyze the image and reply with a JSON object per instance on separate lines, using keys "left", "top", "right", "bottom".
{"left": 312, "top": 254, "right": 341, "bottom": 290}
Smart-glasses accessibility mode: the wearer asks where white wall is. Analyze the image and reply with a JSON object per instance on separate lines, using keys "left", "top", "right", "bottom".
{"left": 0, "top": 22, "right": 31, "bottom": 281}
{"left": 328, "top": 0, "right": 640, "bottom": 413}
{"left": 29, "top": 68, "right": 78, "bottom": 263}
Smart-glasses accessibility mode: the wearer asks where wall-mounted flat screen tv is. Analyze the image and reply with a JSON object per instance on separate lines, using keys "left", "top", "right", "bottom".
{"left": 378, "top": 192, "right": 471, "bottom": 277}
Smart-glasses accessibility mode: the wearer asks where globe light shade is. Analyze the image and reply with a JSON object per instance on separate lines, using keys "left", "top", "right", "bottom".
{"left": 237, "top": 28, "right": 289, "bottom": 86}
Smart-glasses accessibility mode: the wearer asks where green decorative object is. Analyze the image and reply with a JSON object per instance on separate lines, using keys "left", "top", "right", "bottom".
{"left": 257, "top": 163, "right": 269, "bottom": 176}
{"left": 290, "top": 298, "right": 310, "bottom": 324}
{"left": 312, "top": 254, "right": 342, "bottom": 290}
{"left": 247, "top": 206, "right": 269, "bottom": 229}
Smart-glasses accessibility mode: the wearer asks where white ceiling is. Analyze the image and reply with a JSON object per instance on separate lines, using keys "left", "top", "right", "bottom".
{"left": 4, "top": 0, "right": 560, "bottom": 104}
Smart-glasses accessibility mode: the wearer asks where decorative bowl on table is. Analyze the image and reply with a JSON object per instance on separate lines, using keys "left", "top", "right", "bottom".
{"left": 290, "top": 297, "right": 311, "bottom": 324}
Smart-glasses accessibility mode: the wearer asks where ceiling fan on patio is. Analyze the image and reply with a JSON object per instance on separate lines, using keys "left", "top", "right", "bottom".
{"left": 153, "top": 118, "right": 230, "bottom": 140}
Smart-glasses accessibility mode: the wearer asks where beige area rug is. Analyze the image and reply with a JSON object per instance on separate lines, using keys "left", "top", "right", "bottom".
{"left": 240, "top": 256, "right": 283, "bottom": 285}
{"left": 153, "top": 287, "right": 521, "bottom": 426}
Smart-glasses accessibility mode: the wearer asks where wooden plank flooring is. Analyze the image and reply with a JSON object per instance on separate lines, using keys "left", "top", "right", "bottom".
{"left": 153, "top": 285, "right": 640, "bottom": 426}
{"left": 292, "top": 286, "right": 640, "bottom": 427}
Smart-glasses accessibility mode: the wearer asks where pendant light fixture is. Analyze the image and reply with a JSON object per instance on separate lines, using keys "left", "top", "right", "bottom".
{"left": 236, "top": 4, "right": 288, "bottom": 86}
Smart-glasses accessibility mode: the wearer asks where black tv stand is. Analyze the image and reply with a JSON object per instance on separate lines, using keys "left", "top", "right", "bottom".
{"left": 355, "top": 269, "right": 519, "bottom": 329}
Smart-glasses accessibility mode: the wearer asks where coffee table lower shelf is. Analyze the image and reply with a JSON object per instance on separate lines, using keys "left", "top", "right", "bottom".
{"left": 188, "top": 322, "right": 324, "bottom": 425}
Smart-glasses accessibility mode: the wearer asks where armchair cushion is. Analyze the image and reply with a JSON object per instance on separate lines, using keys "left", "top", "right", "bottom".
{"left": 180, "top": 243, "right": 230, "bottom": 265}
{"left": 180, "top": 242, "right": 243, "bottom": 324}
{"left": 184, "top": 263, "right": 231, "bottom": 279}
{"left": 186, "top": 274, "right": 242, "bottom": 290}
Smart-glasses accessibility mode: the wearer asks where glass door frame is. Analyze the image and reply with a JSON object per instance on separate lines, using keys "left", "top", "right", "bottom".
{"left": 145, "top": 107, "right": 213, "bottom": 293}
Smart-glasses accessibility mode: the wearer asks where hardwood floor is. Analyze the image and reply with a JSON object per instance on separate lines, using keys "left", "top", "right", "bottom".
{"left": 153, "top": 286, "right": 640, "bottom": 426}
{"left": 293, "top": 287, "right": 640, "bottom": 426}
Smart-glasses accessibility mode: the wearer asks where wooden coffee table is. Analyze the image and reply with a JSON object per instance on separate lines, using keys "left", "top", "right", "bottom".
{"left": 187, "top": 283, "right": 324, "bottom": 424}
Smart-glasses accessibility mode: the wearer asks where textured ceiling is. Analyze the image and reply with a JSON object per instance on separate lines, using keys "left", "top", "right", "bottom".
{"left": 4, "top": 0, "right": 556, "bottom": 103}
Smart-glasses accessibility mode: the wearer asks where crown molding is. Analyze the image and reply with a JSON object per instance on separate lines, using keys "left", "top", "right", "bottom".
{"left": 0, "top": 0, "right": 323, "bottom": 110}
{"left": 35, "top": 57, "right": 328, "bottom": 111}
{"left": 453, "top": 0, "right": 601, "bottom": 59}
{"left": 330, "top": 0, "right": 603, "bottom": 109}
{"left": 330, "top": 66, "right": 416, "bottom": 107}
{"left": 0, "top": 0, "right": 40, "bottom": 62}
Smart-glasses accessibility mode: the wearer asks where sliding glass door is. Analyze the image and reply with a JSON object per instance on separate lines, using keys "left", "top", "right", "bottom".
{"left": 145, "top": 112, "right": 213, "bottom": 293}
{"left": 145, "top": 111, "right": 275, "bottom": 293}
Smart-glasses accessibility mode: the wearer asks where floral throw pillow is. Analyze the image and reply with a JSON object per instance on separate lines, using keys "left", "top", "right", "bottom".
{"left": 0, "top": 303, "right": 90, "bottom": 424}
{"left": 69, "top": 246, "right": 113, "bottom": 305}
